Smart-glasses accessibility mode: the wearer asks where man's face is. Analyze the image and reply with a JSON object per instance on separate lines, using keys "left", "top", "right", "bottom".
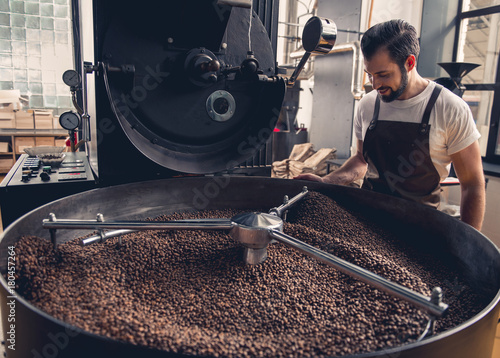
{"left": 364, "top": 49, "right": 408, "bottom": 103}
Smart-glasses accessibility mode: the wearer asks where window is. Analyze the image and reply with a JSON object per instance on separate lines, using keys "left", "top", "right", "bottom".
{"left": 456, "top": 1, "right": 500, "bottom": 162}
{"left": 462, "top": 0, "right": 500, "bottom": 11}
{"left": 0, "top": 0, "right": 74, "bottom": 112}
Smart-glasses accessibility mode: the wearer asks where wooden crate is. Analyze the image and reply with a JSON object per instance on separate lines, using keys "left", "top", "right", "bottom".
{"left": 32, "top": 109, "right": 54, "bottom": 129}
{"left": 0, "top": 91, "right": 22, "bottom": 129}
{"left": 53, "top": 115, "right": 63, "bottom": 130}
{"left": 15, "top": 137, "right": 35, "bottom": 154}
{"left": 0, "top": 90, "right": 22, "bottom": 109}
{"left": 55, "top": 138, "right": 67, "bottom": 148}
{"left": 15, "top": 110, "right": 34, "bottom": 129}
{"left": 0, "top": 158, "right": 14, "bottom": 173}
{"left": 35, "top": 136, "right": 55, "bottom": 147}
{"left": 0, "top": 141, "right": 10, "bottom": 153}
{"left": 0, "top": 112, "right": 16, "bottom": 129}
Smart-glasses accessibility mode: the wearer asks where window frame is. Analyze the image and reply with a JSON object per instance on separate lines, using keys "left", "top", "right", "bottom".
{"left": 454, "top": 3, "right": 500, "bottom": 164}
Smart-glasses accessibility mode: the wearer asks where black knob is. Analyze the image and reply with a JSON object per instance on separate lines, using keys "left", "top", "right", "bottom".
{"left": 40, "top": 172, "right": 51, "bottom": 182}
{"left": 241, "top": 58, "right": 259, "bottom": 76}
{"left": 208, "top": 74, "right": 218, "bottom": 83}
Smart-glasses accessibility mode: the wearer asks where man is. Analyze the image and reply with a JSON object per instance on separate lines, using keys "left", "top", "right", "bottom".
{"left": 295, "top": 19, "right": 485, "bottom": 230}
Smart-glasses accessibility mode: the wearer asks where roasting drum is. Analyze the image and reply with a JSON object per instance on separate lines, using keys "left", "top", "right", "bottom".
{"left": 1, "top": 0, "right": 499, "bottom": 356}
{"left": 1, "top": 177, "right": 499, "bottom": 358}
{"left": 88, "top": 0, "right": 286, "bottom": 181}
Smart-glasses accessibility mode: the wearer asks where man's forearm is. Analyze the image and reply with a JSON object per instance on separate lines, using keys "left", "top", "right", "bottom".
{"left": 460, "top": 184, "right": 485, "bottom": 230}
{"left": 322, "top": 154, "right": 368, "bottom": 185}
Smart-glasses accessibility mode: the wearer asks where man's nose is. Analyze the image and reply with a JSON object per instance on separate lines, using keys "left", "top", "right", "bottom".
{"left": 371, "top": 77, "right": 381, "bottom": 90}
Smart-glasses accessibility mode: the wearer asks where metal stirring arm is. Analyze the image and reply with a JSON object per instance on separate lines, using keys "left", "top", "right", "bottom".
{"left": 267, "top": 229, "right": 448, "bottom": 318}
{"left": 43, "top": 186, "right": 309, "bottom": 248}
{"left": 43, "top": 213, "right": 233, "bottom": 247}
{"left": 42, "top": 217, "right": 233, "bottom": 231}
{"left": 269, "top": 186, "right": 308, "bottom": 218}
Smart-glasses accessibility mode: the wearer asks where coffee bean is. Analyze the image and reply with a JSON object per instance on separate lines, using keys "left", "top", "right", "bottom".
{"left": 12, "top": 192, "right": 489, "bottom": 357}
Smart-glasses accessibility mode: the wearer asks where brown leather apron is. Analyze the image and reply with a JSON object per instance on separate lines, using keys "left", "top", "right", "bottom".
{"left": 362, "top": 84, "right": 443, "bottom": 207}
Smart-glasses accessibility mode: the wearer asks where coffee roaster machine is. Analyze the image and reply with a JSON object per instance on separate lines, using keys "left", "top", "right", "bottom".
{"left": 1, "top": 1, "right": 500, "bottom": 357}
{"left": 79, "top": 0, "right": 293, "bottom": 185}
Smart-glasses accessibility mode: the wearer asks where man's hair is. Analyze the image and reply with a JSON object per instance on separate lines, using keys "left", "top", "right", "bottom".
{"left": 360, "top": 19, "right": 419, "bottom": 68}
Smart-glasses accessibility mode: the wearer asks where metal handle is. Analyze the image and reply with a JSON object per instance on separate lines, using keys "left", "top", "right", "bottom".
{"left": 80, "top": 62, "right": 96, "bottom": 141}
{"left": 81, "top": 229, "right": 136, "bottom": 246}
{"left": 269, "top": 186, "right": 308, "bottom": 217}
{"left": 268, "top": 229, "right": 448, "bottom": 317}
{"left": 43, "top": 217, "right": 233, "bottom": 231}
{"left": 287, "top": 52, "right": 311, "bottom": 88}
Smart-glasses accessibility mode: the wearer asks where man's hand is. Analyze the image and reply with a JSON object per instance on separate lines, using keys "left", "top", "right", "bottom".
{"left": 293, "top": 140, "right": 368, "bottom": 186}
{"left": 293, "top": 173, "right": 324, "bottom": 182}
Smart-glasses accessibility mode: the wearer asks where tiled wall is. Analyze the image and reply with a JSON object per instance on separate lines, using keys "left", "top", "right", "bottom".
{"left": 0, "top": 0, "right": 74, "bottom": 114}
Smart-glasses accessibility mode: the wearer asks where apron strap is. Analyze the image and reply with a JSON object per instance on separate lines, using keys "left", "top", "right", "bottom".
{"left": 368, "top": 95, "right": 381, "bottom": 131}
{"left": 419, "top": 84, "right": 443, "bottom": 135}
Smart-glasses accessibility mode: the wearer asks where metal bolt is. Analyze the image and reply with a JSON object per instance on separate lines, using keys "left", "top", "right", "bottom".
{"left": 431, "top": 287, "right": 443, "bottom": 304}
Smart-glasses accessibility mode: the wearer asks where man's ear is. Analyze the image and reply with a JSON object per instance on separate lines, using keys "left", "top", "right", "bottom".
{"left": 406, "top": 55, "right": 416, "bottom": 71}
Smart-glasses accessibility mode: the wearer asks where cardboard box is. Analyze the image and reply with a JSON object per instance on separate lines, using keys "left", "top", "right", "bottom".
{"left": 0, "top": 90, "right": 21, "bottom": 102}
{"left": 0, "top": 90, "right": 22, "bottom": 117}
{"left": 15, "top": 110, "right": 34, "bottom": 129}
{"left": 15, "top": 137, "right": 35, "bottom": 154}
{"left": 0, "top": 102, "right": 21, "bottom": 112}
{"left": 35, "top": 137, "right": 55, "bottom": 147}
{"left": 0, "top": 158, "right": 14, "bottom": 173}
{"left": 0, "top": 90, "right": 22, "bottom": 112}
{"left": 32, "top": 109, "right": 54, "bottom": 129}
{"left": 0, "top": 142, "right": 10, "bottom": 152}
{"left": 0, "top": 112, "right": 15, "bottom": 128}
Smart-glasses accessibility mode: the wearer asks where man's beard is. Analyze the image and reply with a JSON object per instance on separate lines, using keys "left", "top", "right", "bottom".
{"left": 379, "top": 66, "right": 408, "bottom": 103}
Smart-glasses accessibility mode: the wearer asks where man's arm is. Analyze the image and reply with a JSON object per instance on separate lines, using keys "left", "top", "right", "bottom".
{"left": 294, "top": 140, "right": 368, "bottom": 185}
{"left": 449, "top": 141, "right": 485, "bottom": 230}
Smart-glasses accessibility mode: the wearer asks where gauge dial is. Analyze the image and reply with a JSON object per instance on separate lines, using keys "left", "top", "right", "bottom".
{"left": 59, "top": 111, "right": 81, "bottom": 131}
{"left": 62, "top": 70, "right": 81, "bottom": 87}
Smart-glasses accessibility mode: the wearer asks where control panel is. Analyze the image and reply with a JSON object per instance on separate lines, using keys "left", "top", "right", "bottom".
{"left": 0, "top": 151, "right": 96, "bottom": 229}
{"left": 3, "top": 152, "right": 94, "bottom": 187}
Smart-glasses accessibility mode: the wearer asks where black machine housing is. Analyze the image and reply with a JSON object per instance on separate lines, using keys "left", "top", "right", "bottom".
{"left": 84, "top": 0, "right": 283, "bottom": 186}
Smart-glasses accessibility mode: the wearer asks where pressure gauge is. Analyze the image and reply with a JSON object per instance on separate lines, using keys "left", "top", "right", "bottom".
{"left": 59, "top": 111, "right": 81, "bottom": 131}
{"left": 62, "top": 70, "right": 81, "bottom": 87}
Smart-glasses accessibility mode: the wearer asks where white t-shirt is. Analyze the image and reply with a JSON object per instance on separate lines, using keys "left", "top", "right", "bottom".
{"left": 354, "top": 81, "right": 481, "bottom": 181}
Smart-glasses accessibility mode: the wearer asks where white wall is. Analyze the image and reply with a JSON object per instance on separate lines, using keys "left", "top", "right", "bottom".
{"left": 277, "top": 0, "right": 425, "bottom": 151}
{"left": 369, "top": 0, "right": 423, "bottom": 33}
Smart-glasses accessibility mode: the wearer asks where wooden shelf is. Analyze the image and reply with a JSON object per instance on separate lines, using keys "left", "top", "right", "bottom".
{"left": 0, "top": 129, "right": 68, "bottom": 174}
{"left": 0, "top": 129, "right": 67, "bottom": 136}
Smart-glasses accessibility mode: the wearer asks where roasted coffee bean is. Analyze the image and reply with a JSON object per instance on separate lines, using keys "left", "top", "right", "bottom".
{"left": 13, "top": 192, "right": 488, "bottom": 358}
